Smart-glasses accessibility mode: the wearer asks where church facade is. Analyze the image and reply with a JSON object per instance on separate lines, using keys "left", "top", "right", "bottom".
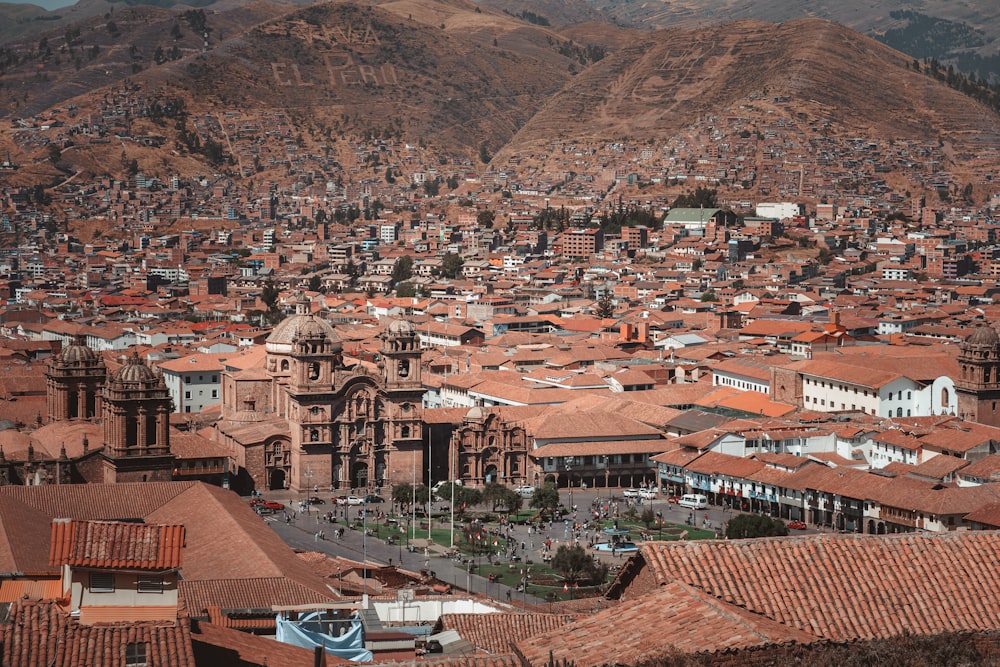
{"left": 212, "top": 301, "right": 428, "bottom": 494}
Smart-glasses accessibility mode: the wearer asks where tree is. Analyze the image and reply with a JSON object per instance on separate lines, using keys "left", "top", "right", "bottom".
{"left": 700, "top": 289, "right": 718, "bottom": 302}
{"left": 261, "top": 279, "right": 280, "bottom": 311}
{"left": 483, "top": 483, "right": 522, "bottom": 513}
{"left": 413, "top": 484, "right": 431, "bottom": 508}
{"left": 476, "top": 209, "right": 495, "bottom": 228}
{"left": 725, "top": 514, "right": 789, "bottom": 539}
{"left": 345, "top": 259, "right": 360, "bottom": 284}
{"left": 594, "top": 292, "right": 614, "bottom": 319}
{"left": 307, "top": 274, "right": 323, "bottom": 293}
{"left": 640, "top": 507, "right": 655, "bottom": 529}
{"left": 391, "top": 256, "right": 413, "bottom": 284}
{"left": 530, "top": 482, "right": 560, "bottom": 516}
{"left": 671, "top": 187, "right": 717, "bottom": 209}
{"left": 396, "top": 282, "right": 416, "bottom": 298}
{"left": 392, "top": 483, "right": 414, "bottom": 512}
{"left": 440, "top": 252, "right": 464, "bottom": 279}
{"left": 46, "top": 144, "right": 61, "bottom": 164}
{"left": 551, "top": 544, "right": 609, "bottom": 586}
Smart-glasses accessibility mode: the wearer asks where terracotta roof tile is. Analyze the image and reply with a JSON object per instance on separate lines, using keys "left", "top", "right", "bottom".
{"left": 635, "top": 532, "right": 1000, "bottom": 641}
{"left": 437, "top": 613, "right": 575, "bottom": 655}
{"left": 49, "top": 519, "right": 185, "bottom": 570}
{"left": 517, "top": 581, "right": 817, "bottom": 666}
{"left": 1, "top": 599, "right": 195, "bottom": 667}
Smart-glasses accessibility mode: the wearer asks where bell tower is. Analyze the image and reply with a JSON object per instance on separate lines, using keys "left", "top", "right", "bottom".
{"left": 101, "top": 350, "right": 175, "bottom": 483}
{"left": 46, "top": 335, "right": 105, "bottom": 422}
{"left": 379, "top": 319, "right": 425, "bottom": 484}
{"left": 955, "top": 323, "right": 1000, "bottom": 426}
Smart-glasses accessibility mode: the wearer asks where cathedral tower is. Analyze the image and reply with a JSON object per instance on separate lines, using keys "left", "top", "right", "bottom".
{"left": 46, "top": 335, "right": 106, "bottom": 421}
{"left": 955, "top": 324, "right": 1000, "bottom": 426}
{"left": 379, "top": 319, "right": 425, "bottom": 485}
{"left": 101, "top": 351, "right": 174, "bottom": 483}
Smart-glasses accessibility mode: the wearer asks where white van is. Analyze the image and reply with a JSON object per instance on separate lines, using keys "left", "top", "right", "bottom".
{"left": 677, "top": 494, "right": 708, "bottom": 509}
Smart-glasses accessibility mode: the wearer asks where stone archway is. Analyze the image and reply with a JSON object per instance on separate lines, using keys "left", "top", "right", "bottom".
{"left": 483, "top": 464, "right": 499, "bottom": 483}
{"left": 269, "top": 468, "right": 286, "bottom": 490}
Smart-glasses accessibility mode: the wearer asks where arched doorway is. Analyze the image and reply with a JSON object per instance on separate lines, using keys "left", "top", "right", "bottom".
{"left": 269, "top": 468, "right": 286, "bottom": 490}
{"left": 352, "top": 463, "right": 369, "bottom": 491}
{"left": 483, "top": 464, "right": 498, "bottom": 483}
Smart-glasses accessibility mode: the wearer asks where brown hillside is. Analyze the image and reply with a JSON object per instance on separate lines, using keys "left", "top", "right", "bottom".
{"left": 499, "top": 18, "right": 1000, "bottom": 159}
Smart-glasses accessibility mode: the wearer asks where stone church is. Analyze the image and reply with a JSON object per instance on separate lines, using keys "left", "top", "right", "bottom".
{"left": 0, "top": 336, "right": 175, "bottom": 486}
{"left": 211, "top": 299, "right": 427, "bottom": 493}
{"left": 956, "top": 323, "right": 1000, "bottom": 427}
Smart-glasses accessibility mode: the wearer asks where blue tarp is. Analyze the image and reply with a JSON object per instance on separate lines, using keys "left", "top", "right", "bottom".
{"left": 275, "top": 611, "right": 373, "bottom": 662}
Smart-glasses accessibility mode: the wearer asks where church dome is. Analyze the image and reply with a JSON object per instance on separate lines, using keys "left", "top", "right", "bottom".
{"left": 386, "top": 319, "right": 416, "bottom": 337}
{"left": 465, "top": 406, "right": 486, "bottom": 422}
{"left": 113, "top": 351, "right": 158, "bottom": 384}
{"left": 59, "top": 338, "right": 100, "bottom": 365}
{"left": 964, "top": 324, "right": 1000, "bottom": 350}
{"left": 266, "top": 313, "right": 342, "bottom": 355}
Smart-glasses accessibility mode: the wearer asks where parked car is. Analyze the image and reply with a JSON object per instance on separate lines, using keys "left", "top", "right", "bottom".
{"left": 333, "top": 495, "right": 349, "bottom": 505}
{"left": 788, "top": 520, "right": 807, "bottom": 530}
{"left": 364, "top": 494, "right": 384, "bottom": 504}
{"left": 346, "top": 496, "right": 364, "bottom": 505}
{"left": 622, "top": 488, "right": 640, "bottom": 498}
{"left": 307, "top": 496, "right": 326, "bottom": 505}
{"left": 514, "top": 485, "right": 535, "bottom": 498}
{"left": 260, "top": 500, "right": 285, "bottom": 511}
{"left": 638, "top": 488, "right": 657, "bottom": 500}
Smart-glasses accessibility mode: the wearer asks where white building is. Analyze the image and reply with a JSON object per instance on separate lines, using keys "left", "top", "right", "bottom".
{"left": 158, "top": 353, "right": 227, "bottom": 414}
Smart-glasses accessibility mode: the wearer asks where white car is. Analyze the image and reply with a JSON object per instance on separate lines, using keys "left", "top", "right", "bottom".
{"left": 638, "top": 488, "right": 657, "bottom": 500}
{"left": 346, "top": 495, "right": 364, "bottom": 505}
{"left": 622, "top": 488, "right": 640, "bottom": 498}
{"left": 514, "top": 485, "right": 535, "bottom": 498}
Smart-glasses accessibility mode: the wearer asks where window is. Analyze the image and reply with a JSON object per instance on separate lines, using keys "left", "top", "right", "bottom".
{"left": 907, "top": 391, "right": 912, "bottom": 400}
{"left": 137, "top": 577, "right": 163, "bottom": 594}
{"left": 888, "top": 392, "right": 893, "bottom": 400}
{"left": 211, "top": 390, "right": 218, "bottom": 398}
{"left": 185, "top": 376, "right": 191, "bottom": 384}
{"left": 212, "top": 375, "right": 218, "bottom": 383}
{"left": 90, "top": 572, "right": 114, "bottom": 593}
{"left": 185, "top": 406, "right": 191, "bottom": 413}
{"left": 125, "top": 642, "right": 148, "bottom": 667}
{"left": 184, "top": 391, "right": 191, "bottom": 399}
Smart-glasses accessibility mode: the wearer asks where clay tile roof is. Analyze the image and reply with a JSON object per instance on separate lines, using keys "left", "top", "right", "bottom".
{"left": 1, "top": 599, "right": 195, "bottom": 667}
{"left": 49, "top": 519, "right": 185, "bottom": 570}
{"left": 636, "top": 532, "right": 1000, "bottom": 642}
{"left": 516, "top": 580, "right": 817, "bottom": 666}
{"left": 436, "top": 613, "right": 576, "bottom": 655}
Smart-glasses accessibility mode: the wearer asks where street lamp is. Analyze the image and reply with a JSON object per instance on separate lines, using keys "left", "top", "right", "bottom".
{"left": 304, "top": 468, "right": 314, "bottom": 513}
{"left": 362, "top": 496, "right": 368, "bottom": 591}
{"left": 565, "top": 462, "right": 573, "bottom": 510}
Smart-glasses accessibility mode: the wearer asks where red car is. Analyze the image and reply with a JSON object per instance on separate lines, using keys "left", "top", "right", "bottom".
{"left": 667, "top": 496, "right": 682, "bottom": 504}
{"left": 788, "top": 520, "right": 807, "bottom": 530}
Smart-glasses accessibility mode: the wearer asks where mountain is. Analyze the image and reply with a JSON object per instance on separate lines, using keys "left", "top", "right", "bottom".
{"left": 0, "top": 0, "right": 998, "bottom": 187}
{"left": 499, "top": 18, "right": 1000, "bottom": 159}
{"left": 566, "top": 0, "right": 1000, "bottom": 80}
